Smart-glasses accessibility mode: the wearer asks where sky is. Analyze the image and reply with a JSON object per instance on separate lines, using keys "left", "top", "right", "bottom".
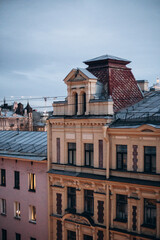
{"left": 0, "top": 0, "right": 160, "bottom": 103}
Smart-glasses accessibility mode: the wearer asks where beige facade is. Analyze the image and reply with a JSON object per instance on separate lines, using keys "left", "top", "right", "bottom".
{"left": 48, "top": 67, "right": 160, "bottom": 240}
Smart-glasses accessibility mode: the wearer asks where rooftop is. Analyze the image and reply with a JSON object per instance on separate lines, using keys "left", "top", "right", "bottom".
{"left": 84, "top": 54, "right": 130, "bottom": 65}
{"left": 110, "top": 91, "right": 160, "bottom": 128}
{"left": 0, "top": 130, "right": 47, "bottom": 161}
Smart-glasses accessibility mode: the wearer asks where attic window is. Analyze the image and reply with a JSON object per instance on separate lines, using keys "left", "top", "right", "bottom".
{"left": 141, "top": 129, "right": 154, "bottom": 132}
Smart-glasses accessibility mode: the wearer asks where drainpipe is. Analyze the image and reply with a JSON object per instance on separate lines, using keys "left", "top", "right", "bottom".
{"left": 103, "top": 125, "right": 110, "bottom": 240}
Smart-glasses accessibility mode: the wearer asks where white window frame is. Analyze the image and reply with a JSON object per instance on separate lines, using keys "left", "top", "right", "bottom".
{"left": 1, "top": 199, "right": 6, "bottom": 215}
{"left": 14, "top": 201, "right": 21, "bottom": 219}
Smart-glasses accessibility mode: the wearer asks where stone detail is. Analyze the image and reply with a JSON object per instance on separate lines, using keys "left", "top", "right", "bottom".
{"left": 65, "top": 214, "right": 90, "bottom": 225}
{"left": 132, "top": 145, "right": 138, "bottom": 172}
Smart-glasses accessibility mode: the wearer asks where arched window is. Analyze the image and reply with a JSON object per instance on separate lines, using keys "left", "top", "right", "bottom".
{"left": 82, "top": 92, "right": 86, "bottom": 115}
{"left": 75, "top": 93, "right": 78, "bottom": 115}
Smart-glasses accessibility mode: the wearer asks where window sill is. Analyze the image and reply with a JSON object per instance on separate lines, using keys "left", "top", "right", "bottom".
{"left": 141, "top": 223, "right": 156, "bottom": 229}
{"left": 114, "top": 218, "right": 127, "bottom": 223}
{"left": 29, "top": 220, "right": 36, "bottom": 224}
{"left": 28, "top": 189, "right": 36, "bottom": 193}
{"left": 14, "top": 216, "right": 21, "bottom": 220}
{"left": 1, "top": 213, "right": 6, "bottom": 216}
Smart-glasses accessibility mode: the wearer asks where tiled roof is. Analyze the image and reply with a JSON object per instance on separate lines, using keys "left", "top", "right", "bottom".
{"left": 78, "top": 68, "right": 97, "bottom": 79}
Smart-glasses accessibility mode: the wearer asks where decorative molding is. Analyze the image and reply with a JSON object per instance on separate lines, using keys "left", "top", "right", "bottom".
{"left": 82, "top": 133, "right": 93, "bottom": 140}
{"left": 66, "top": 133, "right": 75, "bottom": 139}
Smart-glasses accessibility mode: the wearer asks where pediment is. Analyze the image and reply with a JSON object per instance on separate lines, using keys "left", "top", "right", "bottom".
{"left": 64, "top": 68, "right": 97, "bottom": 84}
{"left": 137, "top": 124, "right": 156, "bottom": 132}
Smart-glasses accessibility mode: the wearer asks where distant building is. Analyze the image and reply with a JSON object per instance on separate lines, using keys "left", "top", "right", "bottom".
{"left": 0, "top": 131, "right": 48, "bottom": 240}
{"left": 137, "top": 80, "right": 149, "bottom": 93}
{"left": 150, "top": 78, "right": 160, "bottom": 91}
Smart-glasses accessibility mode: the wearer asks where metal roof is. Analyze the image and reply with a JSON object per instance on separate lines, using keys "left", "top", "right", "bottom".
{"left": 0, "top": 130, "right": 47, "bottom": 160}
{"left": 110, "top": 91, "right": 160, "bottom": 128}
{"left": 84, "top": 54, "right": 130, "bottom": 64}
{"left": 0, "top": 110, "right": 24, "bottom": 118}
{"left": 78, "top": 68, "right": 97, "bottom": 79}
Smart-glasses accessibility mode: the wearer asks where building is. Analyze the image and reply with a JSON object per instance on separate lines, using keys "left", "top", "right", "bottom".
{"left": 47, "top": 55, "right": 160, "bottom": 240}
{"left": 0, "top": 130, "right": 48, "bottom": 240}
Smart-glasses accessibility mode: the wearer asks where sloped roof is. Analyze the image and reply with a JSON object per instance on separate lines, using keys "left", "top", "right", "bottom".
{"left": 0, "top": 130, "right": 47, "bottom": 160}
{"left": 110, "top": 91, "right": 160, "bottom": 128}
{"left": 84, "top": 54, "right": 130, "bottom": 64}
{"left": 78, "top": 68, "right": 97, "bottom": 79}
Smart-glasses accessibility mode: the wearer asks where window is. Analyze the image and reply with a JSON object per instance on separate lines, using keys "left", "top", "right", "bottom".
{"left": 74, "top": 93, "right": 78, "bottom": 115}
{"left": 144, "top": 146, "right": 156, "bottom": 173}
{"left": 1, "top": 169, "right": 6, "bottom": 186}
{"left": 116, "top": 194, "right": 128, "bottom": 222}
{"left": 29, "top": 205, "right": 36, "bottom": 223}
{"left": 144, "top": 199, "right": 156, "bottom": 227}
{"left": 84, "top": 190, "right": 94, "bottom": 215}
{"left": 1, "top": 199, "right": 6, "bottom": 215}
{"left": 67, "top": 187, "right": 76, "bottom": 211}
{"left": 29, "top": 173, "right": 36, "bottom": 192}
{"left": 99, "top": 140, "right": 103, "bottom": 168}
{"left": 67, "top": 230, "right": 76, "bottom": 240}
{"left": 57, "top": 220, "right": 62, "bottom": 240}
{"left": 30, "top": 238, "right": 36, "bottom": 240}
{"left": 14, "top": 171, "right": 20, "bottom": 189}
{"left": 82, "top": 92, "right": 86, "bottom": 115}
{"left": 15, "top": 233, "right": 21, "bottom": 240}
{"left": 14, "top": 202, "right": 21, "bottom": 219}
{"left": 2, "top": 229, "right": 7, "bottom": 240}
{"left": 84, "top": 143, "right": 94, "bottom": 167}
{"left": 84, "top": 235, "right": 93, "bottom": 240}
{"left": 57, "top": 138, "right": 60, "bottom": 163}
{"left": 97, "top": 201, "right": 104, "bottom": 223}
{"left": 116, "top": 145, "right": 127, "bottom": 170}
{"left": 97, "top": 230, "right": 104, "bottom": 240}
{"left": 68, "top": 143, "right": 76, "bottom": 165}
{"left": 56, "top": 193, "right": 62, "bottom": 215}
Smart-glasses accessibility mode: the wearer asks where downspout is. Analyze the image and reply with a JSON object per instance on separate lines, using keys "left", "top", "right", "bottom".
{"left": 103, "top": 125, "right": 110, "bottom": 240}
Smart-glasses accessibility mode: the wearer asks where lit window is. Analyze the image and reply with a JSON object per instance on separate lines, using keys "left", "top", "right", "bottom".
{"left": 14, "top": 202, "right": 21, "bottom": 219}
{"left": 1, "top": 169, "right": 6, "bottom": 186}
{"left": 29, "top": 205, "right": 36, "bottom": 223}
{"left": 144, "top": 147, "right": 156, "bottom": 173}
{"left": 29, "top": 173, "right": 36, "bottom": 192}
{"left": 116, "top": 145, "right": 127, "bottom": 170}
{"left": 68, "top": 143, "right": 76, "bottom": 165}
{"left": 1, "top": 199, "right": 6, "bottom": 215}
{"left": 84, "top": 144, "right": 94, "bottom": 167}
{"left": 116, "top": 194, "right": 128, "bottom": 222}
{"left": 144, "top": 199, "right": 156, "bottom": 227}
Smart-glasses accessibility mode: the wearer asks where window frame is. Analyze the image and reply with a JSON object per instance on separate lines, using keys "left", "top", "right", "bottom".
{"left": 67, "top": 187, "right": 76, "bottom": 211}
{"left": 84, "top": 189, "right": 94, "bottom": 215}
{"left": 14, "top": 171, "right": 20, "bottom": 189}
{"left": 2, "top": 229, "right": 7, "bottom": 240}
{"left": 116, "top": 145, "right": 127, "bottom": 171}
{"left": 144, "top": 198, "right": 156, "bottom": 228}
{"left": 1, "top": 198, "right": 6, "bottom": 215}
{"left": 29, "top": 173, "right": 36, "bottom": 192}
{"left": 14, "top": 201, "right": 21, "bottom": 219}
{"left": 144, "top": 146, "right": 156, "bottom": 173}
{"left": 84, "top": 143, "right": 94, "bottom": 167}
{"left": 1, "top": 169, "right": 6, "bottom": 186}
{"left": 116, "top": 194, "right": 128, "bottom": 222}
{"left": 15, "top": 233, "right": 21, "bottom": 240}
{"left": 68, "top": 143, "right": 76, "bottom": 165}
{"left": 29, "top": 205, "right": 36, "bottom": 223}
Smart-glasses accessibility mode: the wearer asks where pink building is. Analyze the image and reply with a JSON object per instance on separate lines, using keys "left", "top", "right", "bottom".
{"left": 0, "top": 131, "right": 48, "bottom": 240}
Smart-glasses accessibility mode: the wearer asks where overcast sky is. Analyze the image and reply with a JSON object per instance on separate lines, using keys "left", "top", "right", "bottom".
{"left": 0, "top": 0, "right": 160, "bottom": 100}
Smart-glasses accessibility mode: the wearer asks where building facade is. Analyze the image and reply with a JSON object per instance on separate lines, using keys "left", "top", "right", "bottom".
{"left": 47, "top": 56, "right": 160, "bottom": 240}
{"left": 0, "top": 131, "right": 48, "bottom": 240}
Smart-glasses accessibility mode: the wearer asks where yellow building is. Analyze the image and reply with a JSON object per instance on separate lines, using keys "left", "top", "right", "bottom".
{"left": 47, "top": 55, "right": 160, "bottom": 240}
